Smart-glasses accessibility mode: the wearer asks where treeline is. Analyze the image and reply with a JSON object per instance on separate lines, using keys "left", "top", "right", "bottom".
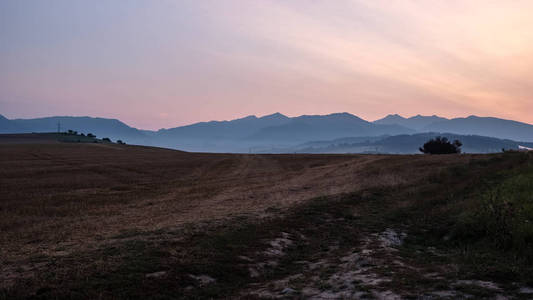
{"left": 62, "top": 130, "right": 126, "bottom": 144}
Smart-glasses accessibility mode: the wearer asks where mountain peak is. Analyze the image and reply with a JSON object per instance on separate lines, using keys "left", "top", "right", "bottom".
{"left": 260, "top": 112, "right": 289, "bottom": 120}
{"left": 374, "top": 114, "right": 406, "bottom": 123}
{"left": 409, "top": 114, "right": 446, "bottom": 120}
{"left": 327, "top": 112, "right": 362, "bottom": 119}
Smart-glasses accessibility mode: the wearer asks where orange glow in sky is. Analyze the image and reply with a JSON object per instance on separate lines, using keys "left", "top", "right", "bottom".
{"left": 1, "top": 1, "right": 532, "bottom": 129}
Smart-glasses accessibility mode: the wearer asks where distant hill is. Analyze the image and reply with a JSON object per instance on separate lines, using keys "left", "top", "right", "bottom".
{"left": 0, "top": 132, "right": 120, "bottom": 145}
{"left": 152, "top": 113, "right": 292, "bottom": 152}
{"left": 0, "top": 114, "right": 26, "bottom": 133}
{"left": 422, "top": 116, "right": 533, "bottom": 142}
{"left": 285, "top": 133, "right": 533, "bottom": 154}
{"left": 149, "top": 112, "right": 411, "bottom": 152}
{"left": 157, "top": 113, "right": 290, "bottom": 140}
{"left": 374, "top": 114, "right": 448, "bottom": 130}
{"left": 5, "top": 116, "right": 148, "bottom": 144}
{"left": 248, "top": 113, "right": 414, "bottom": 142}
{"left": 373, "top": 114, "right": 533, "bottom": 142}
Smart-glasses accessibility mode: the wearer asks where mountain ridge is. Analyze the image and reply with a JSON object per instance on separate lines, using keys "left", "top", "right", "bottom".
{"left": 373, "top": 114, "right": 449, "bottom": 130}
{"left": 248, "top": 113, "right": 414, "bottom": 142}
{"left": 1, "top": 113, "right": 533, "bottom": 152}
{"left": 422, "top": 115, "right": 533, "bottom": 141}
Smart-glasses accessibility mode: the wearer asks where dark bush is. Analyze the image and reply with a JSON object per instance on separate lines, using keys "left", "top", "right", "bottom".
{"left": 102, "top": 137, "right": 112, "bottom": 142}
{"left": 420, "top": 136, "right": 462, "bottom": 154}
{"left": 87, "top": 133, "right": 96, "bottom": 138}
{"left": 117, "top": 140, "right": 126, "bottom": 145}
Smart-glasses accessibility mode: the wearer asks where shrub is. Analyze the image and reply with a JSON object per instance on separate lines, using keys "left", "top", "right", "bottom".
{"left": 117, "top": 140, "right": 126, "bottom": 145}
{"left": 419, "top": 136, "right": 462, "bottom": 154}
{"left": 87, "top": 133, "right": 96, "bottom": 138}
{"left": 476, "top": 172, "right": 533, "bottom": 257}
{"left": 451, "top": 167, "right": 533, "bottom": 260}
{"left": 102, "top": 137, "right": 111, "bottom": 142}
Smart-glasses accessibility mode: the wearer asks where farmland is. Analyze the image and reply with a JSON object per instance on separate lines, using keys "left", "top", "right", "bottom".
{"left": 1, "top": 142, "right": 532, "bottom": 298}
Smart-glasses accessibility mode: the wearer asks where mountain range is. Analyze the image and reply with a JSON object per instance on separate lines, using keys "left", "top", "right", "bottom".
{"left": 1, "top": 113, "right": 533, "bottom": 153}
{"left": 374, "top": 114, "right": 533, "bottom": 142}
{"left": 246, "top": 113, "right": 413, "bottom": 143}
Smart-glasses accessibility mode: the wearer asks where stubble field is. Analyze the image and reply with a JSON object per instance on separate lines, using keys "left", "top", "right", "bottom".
{"left": 1, "top": 142, "right": 532, "bottom": 298}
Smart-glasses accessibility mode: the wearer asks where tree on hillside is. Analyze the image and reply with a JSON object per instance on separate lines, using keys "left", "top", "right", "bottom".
{"left": 87, "top": 133, "right": 96, "bottom": 138}
{"left": 420, "top": 137, "right": 462, "bottom": 154}
{"left": 102, "top": 137, "right": 112, "bottom": 142}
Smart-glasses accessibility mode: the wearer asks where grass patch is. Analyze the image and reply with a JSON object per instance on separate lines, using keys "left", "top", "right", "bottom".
{"left": 396, "top": 152, "right": 533, "bottom": 286}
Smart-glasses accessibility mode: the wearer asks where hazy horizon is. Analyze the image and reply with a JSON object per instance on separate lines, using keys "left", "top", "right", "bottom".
{"left": 4, "top": 111, "right": 533, "bottom": 131}
{"left": 2, "top": 1, "right": 533, "bottom": 130}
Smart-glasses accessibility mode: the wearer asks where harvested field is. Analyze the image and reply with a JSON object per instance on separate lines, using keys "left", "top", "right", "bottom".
{"left": 1, "top": 143, "right": 532, "bottom": 298}
{"left": 0, "top": 144, "right": 465, "bottom": 262}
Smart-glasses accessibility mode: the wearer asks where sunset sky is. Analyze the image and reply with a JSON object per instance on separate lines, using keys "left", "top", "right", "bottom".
{"left": 1, "top": 1, "right": 532, "bottom": 130}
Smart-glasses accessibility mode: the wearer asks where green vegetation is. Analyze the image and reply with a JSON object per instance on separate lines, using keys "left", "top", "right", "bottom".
{"left": 54, "top": 130, "right": 124, "bottom": 144}
{"left": 453, "top": 155, "right": 533, "bottom": 259}
{"left": 399, "top": 152, "right": 533, "bottom": 286}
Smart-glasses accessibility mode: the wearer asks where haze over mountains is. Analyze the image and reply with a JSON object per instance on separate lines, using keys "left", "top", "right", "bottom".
{"left": 374, "top": 114, "right": 533, "bottom": 142}
{"left": 1, "top": 113, "right": 533, "bottom": 153}
{"left": 281, "top": 133, "right": 533, "bottom": 155}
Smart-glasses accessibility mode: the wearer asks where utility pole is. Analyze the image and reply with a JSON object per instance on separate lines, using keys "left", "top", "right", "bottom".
{"left": 57, "top": 121, "right": 61, "bottom": 133}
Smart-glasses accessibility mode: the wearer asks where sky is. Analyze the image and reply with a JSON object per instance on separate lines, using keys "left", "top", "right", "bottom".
{"left": 1, "top": 1, "right": 533, "bottom": 130}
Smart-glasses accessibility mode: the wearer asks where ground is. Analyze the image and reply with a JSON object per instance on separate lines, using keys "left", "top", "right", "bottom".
{"left": 1, "top": 142, "right": 532, "bottom": 299}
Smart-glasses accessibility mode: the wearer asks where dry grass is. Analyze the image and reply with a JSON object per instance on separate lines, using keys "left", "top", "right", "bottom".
{"left": 0, "top": 143, "right": 480, "bottom": 292}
